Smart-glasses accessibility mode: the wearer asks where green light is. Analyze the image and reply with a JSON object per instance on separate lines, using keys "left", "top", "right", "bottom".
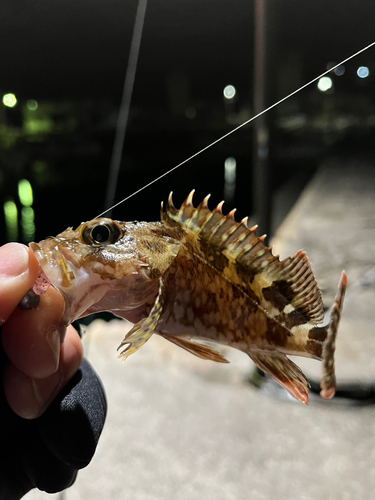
{"left": 32, "top": 160, "right": 49, "bottom": 185}
{"left": 4, "top": 200, "right": 18, "bottom": 241}
{"left": 3, "top": 93, "right": 17, "bottom": 108}
{"left": 18, "top": 179, "right": 33, "bottom": 207}
{"left": 21, "top": 206, "right": 35, "bottom": 242}
{"left": 27, "top": 99, "right": 38, "bottom": 111}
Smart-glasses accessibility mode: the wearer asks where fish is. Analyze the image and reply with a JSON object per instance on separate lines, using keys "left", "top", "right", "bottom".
{"left": 29, "top": 191, "right": 347, "bottom": 405}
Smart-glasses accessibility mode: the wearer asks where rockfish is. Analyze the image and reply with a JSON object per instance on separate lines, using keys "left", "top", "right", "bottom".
{"left": 29, "top": 191, "right": 346, "bottom": 404}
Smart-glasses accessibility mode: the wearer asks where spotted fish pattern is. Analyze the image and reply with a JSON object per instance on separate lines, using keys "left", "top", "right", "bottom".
{"left": 30, "top": 191, "right": 347, "bottom": 405}
{"left": 153, "top": 191, "right": 347, "bottom": 404}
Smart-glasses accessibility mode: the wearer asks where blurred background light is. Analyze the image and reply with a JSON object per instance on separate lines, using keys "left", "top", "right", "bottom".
{"left": 4, "top": 200, "right": 18, "bottom": 241}
{"left": 2, "top": 93, "right": 17, "bottom": 107}
{"left": 224, "top": 156, "right": 236, "bottom": 203}
{"left": 26, "top": 99, "right": 38, "bottom": 111}
{"left": 32, "top": 160, "right": 49, "bottom": 185}
{"left": 21, "top": 206, "right": 35, "bottom": 242}
{"left": 333, "top": 64, "right": 345, "bottom": 76}
{"left": 223, "top": 85, "right": 236, "bottom": 100}
{"left": 357, "top": 66, "right": 370, "bottom": 78}
{"left": 185, "top": 106, "right": 197, "bottom": 119}
{"left": 317, "top": 76, "right": 333, "bottom": 92}
{"left": 18, "top": 179, "right": 33, "bottom": 207}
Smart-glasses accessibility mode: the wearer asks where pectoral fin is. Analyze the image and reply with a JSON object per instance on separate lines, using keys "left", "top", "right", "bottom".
{"left": 118, "top": 277, "right": 165, "bottom": 360}
{"left": 161, "top": 334, "right": 229, "bottom": 363}
{"left": 249, "top": 352, "right": 310, "bottom": 405}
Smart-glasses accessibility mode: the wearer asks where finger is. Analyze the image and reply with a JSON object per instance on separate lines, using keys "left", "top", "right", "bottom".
{"left": 0, "top": 244, "right": 39, "bottom": 326}
{"left": 1, "top": 286, "right": 66, "bottom": 379}
{"left": 3, "top": 325, "right": 83, "bottom": 419}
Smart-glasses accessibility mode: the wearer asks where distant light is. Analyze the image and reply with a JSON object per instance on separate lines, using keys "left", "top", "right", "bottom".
{"left": 27, "top": 99, "right": 38, "bottom": 111}
{"left": 317, "top": 77, "right": 333, "bottom": 92}
{"left": 21, "top": 206, "right": 35, "bottom": 242}
{"left": 2, "top": 93, "right": 17, "bottom": 108}
{"left": 32, "top": 160, "right": 49, "bottom": 185}
{"left": 357, "top": 66, "right": 369, "bottom": 78}
{"left": 224, "top": 157, "right": 236, "bottom": 181}
{"left": 185, "top": 106, "right": 197, "bottom": 119}
{"left": 4, "top": 200, "right": 18, "bottom": 241}
{"left": 18, "top": 179, "right": 33, "bottom": 207}
{"left": 223, "top": 85, "right": 236, "bottom": 100}
{"left": 334, "top": 65, "right": 345, "bottom": 76}
{"left": 224, "top": 157, "right": 236, "bottom": 203}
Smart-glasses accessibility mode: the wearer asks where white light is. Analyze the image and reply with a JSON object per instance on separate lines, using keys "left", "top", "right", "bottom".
{"left": 317, "top": 76, "right": 333, "bottom": 92}
{"left": 334, "top": 65, "right": 345, "bottom": 76}
{"left": 223, "top": 85, "right": 236, "bottom": 100}
{"left": 357, "top": 66, "right": 369, "bottom": 78}
{"left": 3, "top": 93, "right": 17, "bottom": 107}
{"left": 224, "top": 157, "right": 236, "bottom": 203}
{"left": 224, "top": 157, "right": 236, "bottom": 182}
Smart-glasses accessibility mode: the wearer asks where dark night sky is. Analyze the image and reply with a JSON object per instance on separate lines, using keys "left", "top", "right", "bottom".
{"left": 1, "top": 0, "right": 375, "bottom": 241}
{"left": 1, "top": 0, "right": 375, "bottom": 104}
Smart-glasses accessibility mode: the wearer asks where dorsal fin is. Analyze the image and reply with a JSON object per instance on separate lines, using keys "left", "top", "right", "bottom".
{"left": 161, "top": 191, "right": 324, "bottom": 326}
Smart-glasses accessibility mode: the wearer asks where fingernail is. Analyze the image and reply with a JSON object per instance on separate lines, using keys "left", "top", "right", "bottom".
{"left": 45, "top": 327, "right": 62, "bottom": 372}
{"left": 0, "top": 243, "right": 29, "bottom": 277}
{"left": 31, "top": 370, "right": 63, "bottom": 418}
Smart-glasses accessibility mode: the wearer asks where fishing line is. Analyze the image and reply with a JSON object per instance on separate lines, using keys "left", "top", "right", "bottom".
{"left": 96, "top": 40, "right": 375, "bottom": 219}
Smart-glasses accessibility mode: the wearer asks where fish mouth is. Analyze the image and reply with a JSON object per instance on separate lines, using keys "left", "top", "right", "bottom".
{"left": 29, "top": 240, "right": 76, "bottom": 291}
{"left": 29, "top": 239, "right": 111, "bottom": 326}
{"left": 30, "top": 239, "right": 85, "bottom": 326}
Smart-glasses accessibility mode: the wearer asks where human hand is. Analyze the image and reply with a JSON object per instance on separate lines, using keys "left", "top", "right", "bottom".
{"left": 0, "top": 243, "right": 107, "bottom": 498}
{"left": 0, "top": 242, "right": 83, "bottom": 418}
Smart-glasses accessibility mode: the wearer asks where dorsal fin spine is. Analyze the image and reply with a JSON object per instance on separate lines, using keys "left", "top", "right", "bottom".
{"left": 226, "top": 232, "right": 252, "bottom": 256}
{"left": 293, "top": 263, "right": 312, "bottom": 282}
{"left": 206, "top": 213, "right": 231, "bottom": 241}
{"left": 200, "top": 211, "right": 214, "bottom": 227}
{"left": 308, "top": 304, "right": 323, "bottom": 315}
{"left": 199, "top": 194, "right": 211, "bottom": 209}
{"left": 184, "top": 190, "right": 195, "bottom": 207}
{"left": 166, "top": 192, "right": 178, "bottom": 216}
{"left": 294, "top": 285, "right": 317, "bottom": 303}
{"left": 218, "top": 222, "right": 240, "bottom": 246}
{"left": 289, "top": 257, "right": 306, "bottom": 275}
{"left": 238, "top": 239, "right": 264, "bottom": 260}
{"left": 214, "top": 201, "right": 225, "bottom": 214}
{"left": 292, "top": 275, "right": 315, "bottom": 293}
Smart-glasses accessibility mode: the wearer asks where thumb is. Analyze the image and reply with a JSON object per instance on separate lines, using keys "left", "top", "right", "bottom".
{"left": 0, "top": 243, "right": 39, "bottom": 326}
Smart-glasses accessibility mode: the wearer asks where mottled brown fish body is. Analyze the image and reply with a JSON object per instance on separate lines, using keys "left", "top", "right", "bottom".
{"left": 156, "top": 191, "right": 346, "bottom": 404}
{"left": 158, "top": 246, "right": 326, "bottom": 361}
{"left": 30, "top": 190, "right": 346, "bottom": 405}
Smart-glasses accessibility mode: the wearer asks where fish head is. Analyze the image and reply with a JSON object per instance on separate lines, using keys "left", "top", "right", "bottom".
{"left": 30, "top": 218, "right": 179, "bottom": 325}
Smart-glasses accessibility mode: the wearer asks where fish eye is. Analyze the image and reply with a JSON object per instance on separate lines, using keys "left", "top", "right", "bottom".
{"left": 81, "top": 220, "right": 121, "bottom": 246}
{"left": 91, "top": 224, "right": 111, "bottom": 244}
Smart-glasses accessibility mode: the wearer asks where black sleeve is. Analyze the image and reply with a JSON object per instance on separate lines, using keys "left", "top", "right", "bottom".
{"left": 0, "top": 356, "right": 107, "bottom": 499}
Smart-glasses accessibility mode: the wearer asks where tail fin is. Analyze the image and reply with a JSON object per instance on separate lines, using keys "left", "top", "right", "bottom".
{"left": 320, "top": 271, "right": 347, "bottom": 399}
